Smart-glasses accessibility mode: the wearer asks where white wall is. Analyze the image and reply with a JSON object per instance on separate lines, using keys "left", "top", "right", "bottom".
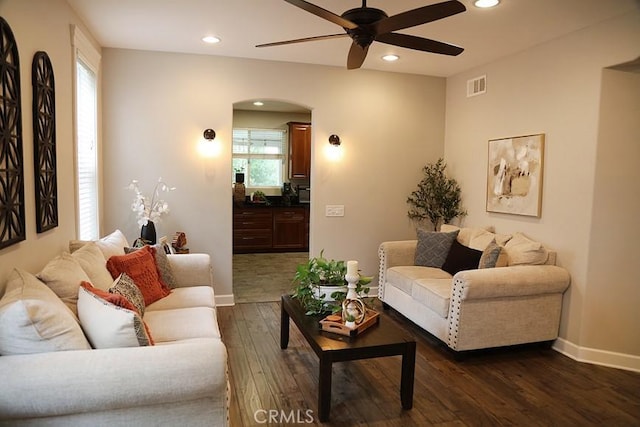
{"left": 0, "top": 0, "right": 98, "bottom": 284}
{"left": 444, "top": 11, "right": 640, "bottom": 369}
{"left": 101, "top": 50, "right": 446, "bottom": 304}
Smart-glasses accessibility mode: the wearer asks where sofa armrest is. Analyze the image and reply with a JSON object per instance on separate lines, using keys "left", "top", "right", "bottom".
{"left": 378, "top": 240, "right": 417, "bottom": 299}
{"left": 167, "top": 253, "right": 213, "bottom": 288}
{"left": 453, "top": 265, "right": 571, "bottom": 301}
{"left": 0, "top": 339, "right": 227, "bottom": 421}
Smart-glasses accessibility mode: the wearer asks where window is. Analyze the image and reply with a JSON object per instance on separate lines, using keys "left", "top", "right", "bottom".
{"left": 73, "top": 27, "right": 101, "bottom": 240}
{"left": 232, "top": 128, "right": 286, "bottom": 188}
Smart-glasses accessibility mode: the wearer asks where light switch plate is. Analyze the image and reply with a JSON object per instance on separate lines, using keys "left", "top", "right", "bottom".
{"left": 325, "top": 205, "right": 345, "bottom": 217}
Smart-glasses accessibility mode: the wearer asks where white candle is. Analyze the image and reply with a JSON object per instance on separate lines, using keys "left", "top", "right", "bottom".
{"left": 346, "top": 260, "right": 358, "bottom": 276}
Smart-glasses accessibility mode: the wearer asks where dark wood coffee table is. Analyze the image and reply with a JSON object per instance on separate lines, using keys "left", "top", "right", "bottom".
{"left": 280, "top": 294, "right": 416, "bottom": 422}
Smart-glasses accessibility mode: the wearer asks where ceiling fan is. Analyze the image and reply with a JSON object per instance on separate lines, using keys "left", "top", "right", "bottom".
{"left": 257, "top": 0, "right": 466, "bottom": 70}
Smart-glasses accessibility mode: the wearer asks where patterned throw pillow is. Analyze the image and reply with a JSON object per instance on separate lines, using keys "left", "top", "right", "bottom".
{"left": 442, "top": 239, "right": 483, "bottom": 275}
{"left": 106, "top": 245, "right": 171, "bottom": 305}
{"left": 78, "top": 282, "right": 154, "bottom": 348}
{"left": 414, "top": 229, "right": 460, "bottom": 268}
{"left": 109, "top": 273, "right": 145, "bottom": 316}
{"left": 478, "top": 239, "right": 502, "bottom": 269}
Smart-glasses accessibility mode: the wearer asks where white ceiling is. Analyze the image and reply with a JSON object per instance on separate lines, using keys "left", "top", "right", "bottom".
{"left": 66, "top": 0, "right": 638, "bottom": 77}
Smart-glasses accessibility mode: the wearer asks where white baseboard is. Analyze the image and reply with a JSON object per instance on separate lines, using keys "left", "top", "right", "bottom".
{"left": 215, "top": 294, "right": 235, "bottom": 307}
{"left": 553, "top": 338, "right": 640, "bottom": 373}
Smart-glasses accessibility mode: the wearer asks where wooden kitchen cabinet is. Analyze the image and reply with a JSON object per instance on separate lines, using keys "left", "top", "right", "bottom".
{"left": 233, "top": 208, "right": 273, "bottom": 253}
{"left": 273, "top": 207, "right": 307, "bottom": 250}
{"left": 288, "top": 122, "right": 311, "bottom": 179}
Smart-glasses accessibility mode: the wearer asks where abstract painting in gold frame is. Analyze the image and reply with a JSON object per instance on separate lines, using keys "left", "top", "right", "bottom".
{"left": 486, "top": 133, "right": 544, "bottom": 217}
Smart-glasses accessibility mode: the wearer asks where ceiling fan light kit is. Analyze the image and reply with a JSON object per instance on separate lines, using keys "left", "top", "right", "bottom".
{"left": 382, "top": 54, "right": 399, "bottom": 62}
{"left": 257, "top": 0, "right": 467, "bottom": 70}
{"left": 474, "top": 0, "right": 500, "bottom": 8}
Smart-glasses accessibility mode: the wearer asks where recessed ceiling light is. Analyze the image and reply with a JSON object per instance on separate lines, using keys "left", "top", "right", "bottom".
{"left": 474, "top": 0, "right": 500, "bottom": 8}
{"left": 253, "top": 101, "right": 264, "bottom": 107}
{"left": 202, "top": 35, "right": 221, "bottom": 44}
{"left": 382, "top": 54, "right": 399, "bottom": 62}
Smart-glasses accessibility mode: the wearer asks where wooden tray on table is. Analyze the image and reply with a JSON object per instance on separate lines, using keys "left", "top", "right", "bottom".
{"left": 319, "top": 309, "right": 380, "bottom": 337}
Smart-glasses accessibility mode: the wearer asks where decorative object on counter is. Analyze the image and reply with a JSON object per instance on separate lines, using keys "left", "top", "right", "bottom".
{"left": 281, "top": 182, "right": 296, "bottom": 206}
{"left": 32, "top": 51, "right": 58, "bottom": 233}
{"left": 251, "top": 190, "right": 268, "bottom": 204}
{"left": 407, "top": 158, "right": 466, "bottom": 231}
{"left": 0, "top": 17, "right": 26, "bottom": 250}
{"left": 291, "top": 250, "right": 372, "bottom": 315}
{"left": 233, "top": 167, "right": 245, "bottom": 204}
{"left": 127, "top": 177, "right": 175, "bottom": 244}
{"left": 171, "top": 231, "right": 189, "bottom": 254}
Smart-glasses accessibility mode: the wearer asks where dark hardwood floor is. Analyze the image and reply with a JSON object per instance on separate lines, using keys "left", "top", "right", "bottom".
{"left": 218, "top": 301, "right": 640, "bottom": 426}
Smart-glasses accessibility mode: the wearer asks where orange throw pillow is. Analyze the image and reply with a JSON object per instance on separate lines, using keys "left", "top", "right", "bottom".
{"left": 106, "top": 245, "right": 171, "bottom": 305}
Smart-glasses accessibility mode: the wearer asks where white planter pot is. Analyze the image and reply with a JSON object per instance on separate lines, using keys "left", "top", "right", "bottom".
{"left": 313, "top": 285, "right": 347, "bottom": 302}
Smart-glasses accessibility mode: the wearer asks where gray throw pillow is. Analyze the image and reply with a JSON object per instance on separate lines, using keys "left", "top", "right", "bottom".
{"left": 478, "top": 239, "right": 502, "bottom": 269}
{"left": 414, "top": 229, "right": 460, "bottom": 268}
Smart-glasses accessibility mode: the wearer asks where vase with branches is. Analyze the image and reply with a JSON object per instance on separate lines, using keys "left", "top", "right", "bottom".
{"left": 407, "top": 158, "right": 466, "bottom": 231}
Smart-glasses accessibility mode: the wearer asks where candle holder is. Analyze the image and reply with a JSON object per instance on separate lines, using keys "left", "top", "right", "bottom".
{"left": 342, "top": 261, "right": 366, "bottom": 325}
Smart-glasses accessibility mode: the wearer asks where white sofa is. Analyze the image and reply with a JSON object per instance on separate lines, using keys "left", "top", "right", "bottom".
{"left": 0, "top": 231, "right": 228, "bottom": 426}
{"left": 378, "top": 225, "right": 571, "bottom": 353}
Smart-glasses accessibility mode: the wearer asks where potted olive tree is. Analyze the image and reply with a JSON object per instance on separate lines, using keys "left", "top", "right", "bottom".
{"left": 291, "top": 250, "right": 372, "bottom": 315}
{"left": 407, "top": 158, "right": 466, "bottom": 231}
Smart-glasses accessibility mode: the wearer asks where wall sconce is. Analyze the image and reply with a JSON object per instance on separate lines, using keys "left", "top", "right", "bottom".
{"left": 328, "top": 134, "right": 341, "bottom": 146}
{"left": 326, "top": 134, "right": 342, "bottom": 161}
{"left": 199, "top": 128, "right": 220, "bottom": 158}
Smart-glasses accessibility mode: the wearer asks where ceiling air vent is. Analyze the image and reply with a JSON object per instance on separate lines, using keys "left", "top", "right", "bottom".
{"left": 467, "top": 75, "right": 486, "bottom": 97}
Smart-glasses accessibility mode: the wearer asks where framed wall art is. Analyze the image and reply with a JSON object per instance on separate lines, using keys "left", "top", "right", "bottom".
{"left": 486, "top": 133, "right": 545, "bottom": 217}
{"left": 32, "top": 51, "right": 58, "bottom": 233}
{"left": 0, "top": 17, "right": 26, "bottom": 249}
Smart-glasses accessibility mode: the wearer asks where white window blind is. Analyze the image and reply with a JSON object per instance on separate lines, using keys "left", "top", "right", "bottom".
{"left": 73, "top": 26, "right": 101, "bottom": 240}
{"left": 232, "top": 128, "right": 286, "bottom": 188}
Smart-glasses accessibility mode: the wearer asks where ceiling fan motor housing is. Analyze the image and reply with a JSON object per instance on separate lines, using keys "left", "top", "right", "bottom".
{"left": 342, "top": 7, "right": 388, "bottom": 47}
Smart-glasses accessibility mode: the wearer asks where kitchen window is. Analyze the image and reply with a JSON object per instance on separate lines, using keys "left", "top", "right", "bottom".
{"left": 232, "top": 128, "right": 286, "bottom": 188}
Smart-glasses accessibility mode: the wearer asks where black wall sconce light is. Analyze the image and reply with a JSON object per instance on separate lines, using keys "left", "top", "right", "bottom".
{"left": 328, "top": 134, "right": 341, "bottom": 146}
{"left": 203, "top": 128, "right": 216, "bottom": 140}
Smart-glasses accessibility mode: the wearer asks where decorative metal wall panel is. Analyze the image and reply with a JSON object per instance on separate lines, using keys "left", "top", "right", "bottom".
{"left": 0, "top": 17, "right": 25, "bottom": 249}
{"left": 32, "top": 51, "right": 58, "bottom": 232}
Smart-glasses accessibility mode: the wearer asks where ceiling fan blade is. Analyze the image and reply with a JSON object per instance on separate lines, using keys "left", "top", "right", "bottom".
{"left": 376, "top": 33, "right": 464, "bottom": 56}
{"left": 374, "top": 0, "right": 466, "bottom": 35}
{"left": 256, "top": 33, "right": 348, "bottom": 48}
{"left": 284, "top": 0, "right": 358, "bottom": 30}
{"left": 347, "top": 42, "right": 369, "bottom": 70}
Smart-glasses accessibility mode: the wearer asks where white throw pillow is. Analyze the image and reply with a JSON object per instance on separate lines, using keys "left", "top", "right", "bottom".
{"left": 504, "top": 232, "right": 549, "bottom": 266}
{"left": 0, "top": 269, "right": 90, "bottom": 355}
{"left": 77, "top": 285, "right": 153, "bottom": 348}
{"left": 69, "top": 229, "right": 130, "bottom": 260}
{"left": 36, "top": 253, "right": 91, "bottom": 316}
{"left": 71, "top": 242, "right": 113, "bottom": 290}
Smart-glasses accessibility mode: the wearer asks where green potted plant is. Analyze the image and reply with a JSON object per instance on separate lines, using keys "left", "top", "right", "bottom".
{"left": 291, "top": 250, "right": 372, "bottom": 315}
{"left": 407, "top": 158, "right": 466, "bottom": 231}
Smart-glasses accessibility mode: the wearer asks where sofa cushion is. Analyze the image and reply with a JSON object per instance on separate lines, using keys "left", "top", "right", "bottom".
{"left": 71, "top": 242, "right": 113, "bottom": 291}
{"left": 78, "top": 283, "right": 154, "bottom": 348}
{"left": 504, "top": 232, "right": 549, "bottom": 266}
{"left": 109, "top": 273, "right": 146, "bottom": 316}
{"left": 441, "top": 224, "right": 495, "bottom": 247}
{"left": 146, "top": 286, "right": 215, "bottom": 311}
{"left": 144, "top": 307, "right": 221, "bottom": 343}
{"left": 411, "top": 278, "right": 452, "bottom": 318}
{"left": 468, "top": 229, "right": 512, "bottom": 250}
{"left": 69, "top": 229, "right": 130, "bottom": 260}
{"left": 414, "top": 229, "right": 459, "bottom": 268}
{"left": 386, "top": 266, "right": 452, "bottom": 295}
{"left": 106, "top": 245, "right": 171, "bottom": 306}
{"left": 0, "top": 269, "right": 91, "bottom": 355}
{"left": 442, "top": 240, "right": 483, "bottom": 275}
{"left": 36, "top": 253, "right": 91, "bottom": 317}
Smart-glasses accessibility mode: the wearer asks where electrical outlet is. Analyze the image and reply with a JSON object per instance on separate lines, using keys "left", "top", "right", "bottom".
{"left": 325, "top": 205, "right": 345, "bottom": 217}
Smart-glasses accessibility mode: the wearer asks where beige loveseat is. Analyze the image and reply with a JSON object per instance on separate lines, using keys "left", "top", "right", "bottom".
{"left": 378, "top": 225, "right": 571, "bottom": 352}
{"left": 0, "top": 230, "right": 228, "bottom": 426}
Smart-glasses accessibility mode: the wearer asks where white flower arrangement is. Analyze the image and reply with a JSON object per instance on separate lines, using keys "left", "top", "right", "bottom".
{"left": 127, "top": 177, "right": 175, "bottom": 227}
